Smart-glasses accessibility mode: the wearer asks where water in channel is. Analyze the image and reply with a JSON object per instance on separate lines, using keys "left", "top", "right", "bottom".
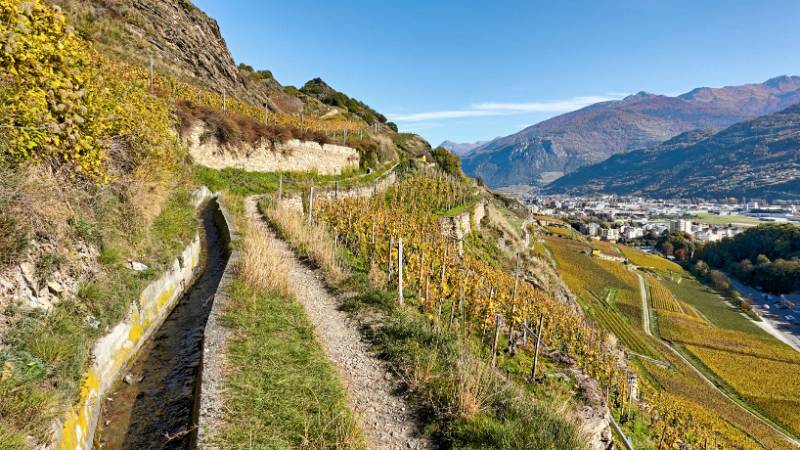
{"left": 98, "top": 201, "right": 228, "bottom": 450}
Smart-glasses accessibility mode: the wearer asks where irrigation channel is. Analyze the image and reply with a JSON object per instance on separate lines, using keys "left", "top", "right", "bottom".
{"left": 97, "top": 200, "right": 230, "bottom": 449}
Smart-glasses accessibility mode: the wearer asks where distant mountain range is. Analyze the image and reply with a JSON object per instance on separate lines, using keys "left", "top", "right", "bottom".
{"left": 544, "top": 104, "right": 800, "bottom": 200}
{"left": 439, "top": 140, "right": 490, "bottom": 155}
{"left": 461, "top": 76, "right": 800, "bottom": 187}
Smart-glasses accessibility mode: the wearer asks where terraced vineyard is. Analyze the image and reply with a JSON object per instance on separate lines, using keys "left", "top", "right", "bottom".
{"left": 648, "top": 276, "right": 683, "bottom": 313}
{"left": 618, "top": 244, "right": 685, "bottom": 273}
{"left": 592, "top": 240, "right": 620, "bottom": 256}
{"left": 543, "top": 234, "right": 799, "bottom": 449}
{"left": 686, "top": 345, "right": 800, "bottom": 434}
{"left": 577, "top": 296, "right": 658, "bottom": 357}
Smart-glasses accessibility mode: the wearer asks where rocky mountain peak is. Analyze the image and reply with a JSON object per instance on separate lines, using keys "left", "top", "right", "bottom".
{"left": 622, "top": 91, "right": 659, "bottom": 103}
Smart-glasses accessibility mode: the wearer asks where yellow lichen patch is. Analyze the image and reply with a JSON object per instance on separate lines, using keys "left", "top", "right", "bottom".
{"left": 59, "top": 370, "right": 101, "bottom": 450}
{"left": 156, "top": 286, "right": 176, "bottom": 309}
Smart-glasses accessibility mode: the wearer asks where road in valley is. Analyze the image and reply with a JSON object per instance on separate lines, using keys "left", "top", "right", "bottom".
{"left": 727, "top": 277, "right": 800, "bottom": 352}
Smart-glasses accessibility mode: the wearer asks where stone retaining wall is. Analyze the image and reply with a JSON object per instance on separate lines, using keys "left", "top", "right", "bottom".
{"left": 187, "top": 123, "right": 359, "bottom": 175}
{"left": 56, "top": 189, "right": 215, "bottom": 450}
{"left": 439, "top": 199, "right": 486, "bottom": 255}
{"left": 280, "top": 168, "right": 398, "bottom": 213}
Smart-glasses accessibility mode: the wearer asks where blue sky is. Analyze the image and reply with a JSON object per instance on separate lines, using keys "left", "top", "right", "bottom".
{"left": 194, "top": 0, "right": 800, "bottom": 146}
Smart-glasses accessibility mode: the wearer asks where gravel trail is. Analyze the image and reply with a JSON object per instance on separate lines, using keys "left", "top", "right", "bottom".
{"left": 245, "top": 197, "right": 431, "bottom": 450}
{"left": 636, "top": 272, "right": 652, "bottom": 337}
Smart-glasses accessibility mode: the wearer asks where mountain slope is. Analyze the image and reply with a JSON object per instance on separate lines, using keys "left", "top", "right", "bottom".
{"left": 462, "top": 77, "right": 800, "bottom": 187}
{"left": 544, "top": 104, "right": 800, "bottom": 199}
{"left": 439, "top": 140, "right": 489, "bottom": 155}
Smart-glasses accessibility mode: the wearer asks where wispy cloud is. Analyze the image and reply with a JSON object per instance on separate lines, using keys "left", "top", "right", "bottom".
{"left": 389, "top": 94, "right": 626, "bottom": 123}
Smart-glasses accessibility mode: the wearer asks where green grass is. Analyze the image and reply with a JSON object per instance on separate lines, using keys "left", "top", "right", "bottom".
{"left": 439, "top": 195, "right": 479, "bottom": 218}
{"left": 0, "top": 187, "right": 201, "bottom": 446}
{"left": 214, "top": 279, "right": 364, "bottom": 449}
{"left": 661, "top": 276, "right": 767, "bottom": 336}
{"left": 692, "top": 212, "right": 762, "bottom": 226}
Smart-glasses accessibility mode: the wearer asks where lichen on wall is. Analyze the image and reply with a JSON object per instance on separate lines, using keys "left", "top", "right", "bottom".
{"left": 56, "top": 189, "right": 214, "bottom": 450}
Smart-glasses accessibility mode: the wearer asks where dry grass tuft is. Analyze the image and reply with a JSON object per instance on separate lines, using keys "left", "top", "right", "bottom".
{"left": 240, "top": 224, "right": 290, "bottom": 295}
{"left": 1, "top": 165, "right": 76, "bottom": 242}
{"left": 452, "top": 354, "right": 494, "bottom": 419}
{"left": 367, "top": 259, "right": 387, "bottom": 289}
{"left": 265, "top": 204, "right": 344, "bottom": 282}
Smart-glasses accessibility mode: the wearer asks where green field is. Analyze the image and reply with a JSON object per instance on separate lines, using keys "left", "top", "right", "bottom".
{"left": 660, "top": 276, "right": 767, "bottom": 336}
{"left": 691, "top": 212, "right": 762, "bottom": 226}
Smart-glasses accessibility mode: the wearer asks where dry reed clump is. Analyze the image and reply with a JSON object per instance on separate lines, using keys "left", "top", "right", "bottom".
{"left": 367, "top": 259, "right": 387, "bottom": 289}
{"left": 1, "top": 165, "right": 77, "bottom": 243}
{"left": 451, "top": 354, "right": 495, "bottom": 419}
{"left": 175, "top": 100, "right": 330, "bottom": 149}
{"left": 265, "top": 204, "right": 344, "bottom": 282}
{"left": 240, "top": 224, "right": 290, "bottom": 295}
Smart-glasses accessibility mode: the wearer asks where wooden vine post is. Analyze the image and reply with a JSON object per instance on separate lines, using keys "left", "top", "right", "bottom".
{"left": 417, "top": 251, "right": 425, "bottom": 300}
{"left": 491, "top": 313, "right": 502, "bottom": 367}
{"left": 398, "top": 238, "right": 404, "bottom": 305}
{"left": 388, "top": 235, "right": 394, "bottom": 285}
{"left": 149, "top": 56, "right": 154, "bottom": 92}
{"left": 370, "top": 222, "right": 376, "bottom": 259}
{"left": 529, "top": 315, "right": 545, "bottom": 382}
{"left": 509, "top": 266, "right": 519, "bottom": 338}
{"left": 307, "top": 186, "right": 314, "bottom": 225}
{"left": 278, "top": 173, "right": 283, "bottom": 201}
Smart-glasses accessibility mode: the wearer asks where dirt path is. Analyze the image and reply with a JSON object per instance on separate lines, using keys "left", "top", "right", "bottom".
{"left": 636, "top": 272, "right": 652, "bottom": 337}
{"left": 245, "top": 197, "right": 431, "bottom": 450}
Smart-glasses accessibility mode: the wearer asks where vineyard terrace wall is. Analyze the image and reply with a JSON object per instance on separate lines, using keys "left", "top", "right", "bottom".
{"left": 186, "top": 123, "right": 360, "bottom": 175}
{"left": 439, "top": 199, "right": 486, "bottom": 255}
{"left": 56, "top": 188, "right": 218, "bottom": 450}
{"left": 279, "top": 169, "right": 399, "bottom": 212}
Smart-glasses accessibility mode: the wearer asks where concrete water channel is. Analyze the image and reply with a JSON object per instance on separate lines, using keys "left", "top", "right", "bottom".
{"left": 96, "top": 200, "right": 230, "bottom": 449}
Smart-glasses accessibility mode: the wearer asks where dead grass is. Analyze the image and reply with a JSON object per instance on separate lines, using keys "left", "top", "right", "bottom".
{"left": 240, "top": 224, "right": 289, "bottom": 295}
{"left": 0, "top": 165, "right": 77, "bottom": 243}
{"left": 264, "top": 203, "right": 344, "bottom": 282}
{"left": 452, "top": 354, "right": 494, "bottom": 419}
{"left": 367, "top": 259, "right": 387, "bottom": 289}
{"left": 175, "top": 100, "right": 330, "bottom": 149}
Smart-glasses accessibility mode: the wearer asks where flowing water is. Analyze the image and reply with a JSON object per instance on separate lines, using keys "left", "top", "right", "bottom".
{"left": 98, "top": 201, "right": 229, "bottom": 450}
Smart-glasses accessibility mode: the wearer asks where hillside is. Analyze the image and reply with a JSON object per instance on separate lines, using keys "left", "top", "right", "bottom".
{"left": 461, "top": 76, "right": 800, "bottom": 187}
{"left": 545, "top": 104, "right": 800, "bottom": 199}
{"left": 5, "top": 2, "right": 800, "bottom": 450}
{"left": 49, "top": 0, "right": 400, "bottom": 131}
{"left": 439, "top": 140, "right": 489, "bottom": 155}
